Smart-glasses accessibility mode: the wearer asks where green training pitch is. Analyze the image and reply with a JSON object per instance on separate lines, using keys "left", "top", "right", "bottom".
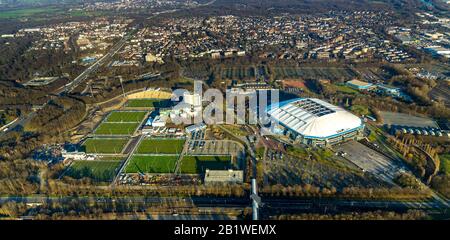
{"left": 136, "top": 139, "right": 185, "bottom": 154}
{"left": 180, "top": 155, "right": 232, "bottom": 174}
{"left": 105, "top": 111, "right": 147, "bottom": 123}
{"left": 94, "top": 122, "right": 140, "bottom": 135}
{"left": 125, "top": 155, "right": 178, "bottom": 173}
{"left": 82, "top": 138, "right": 129, "bottom": 154}
{"left": 65, "top": 161, "right": 122, "bottom": 182}
{"left": 126, "top": 99, "right": 172, "bottom": 108}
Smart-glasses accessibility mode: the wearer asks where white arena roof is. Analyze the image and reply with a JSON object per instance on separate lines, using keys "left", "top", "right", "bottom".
{"left": 267, "top": 98, "right": 363, "bottom": 139}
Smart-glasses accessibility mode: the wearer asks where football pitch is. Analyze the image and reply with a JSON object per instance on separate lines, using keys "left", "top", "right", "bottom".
{"left": 126, "top": 99, "right": 172, "bottom": 108}
{"left": 136, "top": 138, "right": 185, "bottom": 154}
{"left": 94, "top": 122, "right": 140, "bottom": 135}
{"left": 82, "top": 138, "right": 129, "bottom": 154}
{"left": 125, "top": 155, "right": 178, "bottom": 173}
{"left": 105, "top": 111, "right": 147, "bottom": 123}
{"left": 180, "top": 155, "right": 232, "bottom": 174}
{"left": 65, "top": 161, "right": 122, "bottom": 182}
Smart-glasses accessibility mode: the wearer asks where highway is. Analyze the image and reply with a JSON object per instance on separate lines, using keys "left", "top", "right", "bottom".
{"left": 0, "top": 1, "right": 217, "bottom": 138}
{"left": 58, "top": 35, "right": 130, "bottom": 94}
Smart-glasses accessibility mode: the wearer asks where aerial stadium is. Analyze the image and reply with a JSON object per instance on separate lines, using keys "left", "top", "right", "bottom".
{"left": 266, "top": 98, "right": 364, "bottom": 146}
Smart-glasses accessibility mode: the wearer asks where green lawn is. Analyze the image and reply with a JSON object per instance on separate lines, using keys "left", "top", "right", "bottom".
{"left": 439, "top": 154, "right": 450, "bottom": 175}
{"left": 334, "top": 84, "right": 359, "bottom": 94}
{"left": 97, "top": 156, "right": 124, "bottom": 161}
{"left": 94, "top": 122, "right": 140, "bottom": 135}
{"left": 125, "top": 155, "right": 178, "bottom": 173}
{"left": 0, "top": 7, "right": 62, "bottom": 19}
{"left": 82, "top": 138, "right": 129, "bottom": 154}
{"left": 136, "top": 139, "right": 185, "bottom": 154}
{"left": 105, "top": 111, "right": 147, "bottom": 123}
{"left": 180, "top": 155, "right": 232, "bottom": 174}
{"left": 126, "top": 99, "right": 172, "bottom": 108}
{"left": 65, "top": 161, "right": 122, "bottom": 182}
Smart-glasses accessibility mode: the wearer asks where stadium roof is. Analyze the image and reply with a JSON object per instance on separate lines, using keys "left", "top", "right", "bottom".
{"left": 267, "top": 98, "right": 363, "bottom": 139}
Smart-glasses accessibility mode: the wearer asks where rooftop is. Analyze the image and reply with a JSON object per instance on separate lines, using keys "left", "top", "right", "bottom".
{"left": 267, "top": 98, "right": 363, "bottom": 138}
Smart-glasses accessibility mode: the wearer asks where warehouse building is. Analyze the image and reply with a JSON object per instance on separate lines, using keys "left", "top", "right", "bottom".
{"left": 346, "top": 79, "right": 374, "bottom": 90}
{"left": 267, "top": 98, "right": 364, "bottom": 146}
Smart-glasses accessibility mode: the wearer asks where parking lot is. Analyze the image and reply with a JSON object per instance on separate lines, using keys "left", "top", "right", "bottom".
{"left": 335, "top": 141, "right": 405, "bottom": 185}
{"left": 187, "top": 140, "right": 243, "bottom": 157}
{"left": 380, "top": 111, "right": 439, "bottom": 129}
{"left": 186, "top": 129, "right": 244, "bottom": 157}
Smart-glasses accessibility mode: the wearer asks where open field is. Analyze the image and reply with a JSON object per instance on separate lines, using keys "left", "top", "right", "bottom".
{"left": 65, "top": 161, "right": 122, "bottom": 182}
{"left": 126, "top": 99, "right": 172, "bottom": 108}
{"left": 125, "top": 155, "right": 178, "bottom": 173}
{"left": 105, "top": 111, "right": 147, "bottom": 123}
{"left": 136, "top": 139, "right": 185, "bottom": 154}
{"left": 333, "top": 83, "right": 359, "bottom": 94}
{"left": 0, "top": 7, "right": 62, "bottom": 19}
{"left": 266, "top": 147, "right": 384, "bottom": 189}
{"left": 94, "top": 122, "right": 140, "bottom": 135}
{"left": 82, "top": 138, "right": 129, "bottom": 154}
{"left": 180, "top": 155, "right": 232, "bottom": 174}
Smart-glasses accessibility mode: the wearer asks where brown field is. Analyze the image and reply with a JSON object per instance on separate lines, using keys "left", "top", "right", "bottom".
{"left": 282, "top": 80, "right": 306, "bottom": 88}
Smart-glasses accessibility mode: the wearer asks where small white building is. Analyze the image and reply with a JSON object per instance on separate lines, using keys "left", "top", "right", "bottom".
{"left": 61, "top": 150, "right": 95, "bottom": 161}
{"left": 152, "top": 115, "right": 167, "bottom": 128}
{"left": 185, "top": 123, "right": 206, "bottom": 134}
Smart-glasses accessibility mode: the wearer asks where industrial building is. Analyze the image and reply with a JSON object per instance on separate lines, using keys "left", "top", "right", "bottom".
{"left": 346, "top": 79, "right": 374, "bottom": 90}
{"left": 267, "top": 98, "right": 364, "bottom": 146}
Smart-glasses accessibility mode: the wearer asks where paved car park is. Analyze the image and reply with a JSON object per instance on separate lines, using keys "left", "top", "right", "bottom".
{"left": 187, "top": 140, "right": 243, "bottom": 156}
{"left": 335, "top": 141, "right": 406, "bottom": 185}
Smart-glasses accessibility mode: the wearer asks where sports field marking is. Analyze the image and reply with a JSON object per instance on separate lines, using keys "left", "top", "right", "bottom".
{"left": 94, "top": 122, "right": 140, "bottom": 135}
{"left": 136, "top": 138, "right": 185, "bottom": 154}
{"left": 180, "top": 155, "right": 232, "bottom": 174}
{"left": 105, "top": 111, "right": 147, "bottom": 123}
{"left": 82, "top": 138, "right": 129, "bottom": 153}
{"left": 125, "top": 155, "right": 178, "bottom": 173}
{"left": 66, "top": 160, "right": 122, "bottom": 182}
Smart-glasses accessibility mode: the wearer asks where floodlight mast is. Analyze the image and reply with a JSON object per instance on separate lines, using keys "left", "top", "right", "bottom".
{"left": 119, "top": 76, "right": 126, "bottom": 99}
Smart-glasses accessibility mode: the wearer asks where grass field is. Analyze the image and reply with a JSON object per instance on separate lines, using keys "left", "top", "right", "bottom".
{"left": 94, "top": 122, "right": 140, "bottom": 135}
{"left": 97, "top": 156, "right": 124, "bottom": 161}
{"left": 126, "top": 99, "right": 172, "bottom": 108}
{"left": 136, "top": 139, "right": 185, "bottom": 154}
{"left": 440, "top": 154, "right": 450, "bottom": 175}
{"left": 82, "top": 138, "right": 129, "bottom": 154}
{"left": 65, "top": 161, "right": 122, "bottom": 182}
{"left": 125, "top": 155, "right": 178, "bottom": 173}
{"left": 105, "top": 111, "right": 147, "bottom": 123}
{"left": 180, "top": 155, "right": 232, "bottom": 174}
{"left": 334, "top": 84, "right": 359, "bottom": 94}
{"left": 0, "top": 7, "right": 62, "bottom": 19}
